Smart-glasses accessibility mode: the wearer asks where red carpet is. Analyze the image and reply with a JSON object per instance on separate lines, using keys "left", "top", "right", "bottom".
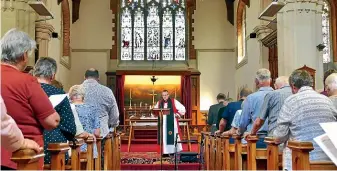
{"left": 120, "top": 143, "right": 201, "bottom": 170}
{"left": 121, "top": 143, "right": 199, "bottom": 152}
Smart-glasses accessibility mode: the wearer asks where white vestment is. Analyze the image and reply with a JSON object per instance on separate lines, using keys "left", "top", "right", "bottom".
{"left": 154, "top": 99, "right": 186, "bottom": 154}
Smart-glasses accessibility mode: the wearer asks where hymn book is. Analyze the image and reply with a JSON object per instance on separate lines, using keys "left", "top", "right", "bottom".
{"left": 49, "top": 94, "right": 67, "bottom": 108}
{"left": 314, "top": 122, "right": 337, "bottom": 166}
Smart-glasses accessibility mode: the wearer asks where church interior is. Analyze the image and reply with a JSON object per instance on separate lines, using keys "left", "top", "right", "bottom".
{"left": 1, "top": 0, "right": 337, "bottom": 170}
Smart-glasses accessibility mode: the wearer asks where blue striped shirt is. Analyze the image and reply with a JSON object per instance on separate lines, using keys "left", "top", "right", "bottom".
{"left": 259, "top": 85, "right": 292, "bottom": 136}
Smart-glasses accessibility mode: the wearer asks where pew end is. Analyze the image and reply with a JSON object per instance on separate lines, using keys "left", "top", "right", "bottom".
{"left": 264, "top": 136, "right": 283, "bottom": 170}
{"left": 288, "top": 140, "right": 337, "bottom": 170}
{"left": 48, "top": 143, "right": 71, "bottom": 170}
{"left": 11, "top": 148, "right": 45, "bottom": 170}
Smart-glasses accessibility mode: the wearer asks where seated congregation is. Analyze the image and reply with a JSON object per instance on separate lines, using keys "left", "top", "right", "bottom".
{"left": 1, "top": 29, "right": 121, "bottom": 170}
{"left": 204, "top": 68, "right": 337, "bottom": 170}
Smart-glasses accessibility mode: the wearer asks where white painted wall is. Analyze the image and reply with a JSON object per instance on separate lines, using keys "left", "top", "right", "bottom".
{"left": 194, "top": 0, "right": 235, "bottom": 110}
{"left": 198, "top": 52, "right": 236, "bottom": 110}
{"left": 70, "top": 0, "right": 113, "bottom": 88}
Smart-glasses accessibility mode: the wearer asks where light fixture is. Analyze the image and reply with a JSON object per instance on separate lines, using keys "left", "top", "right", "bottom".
{"left": 28, "top": 1, "right": 54, "bottom": 21}
{"left": 150, "top": 76, "right": 158, "bottom": 85}
{"left": 258, "top": 1, "right": 285, "bottom": 22}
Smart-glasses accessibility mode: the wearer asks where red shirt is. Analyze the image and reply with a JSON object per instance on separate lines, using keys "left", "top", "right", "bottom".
{"left": 1, "top": 64, "right": 55, "bottom": 169}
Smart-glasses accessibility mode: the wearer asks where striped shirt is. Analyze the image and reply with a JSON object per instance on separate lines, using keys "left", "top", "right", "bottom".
{"left": 259, "top": 85, "right": 292, "bottom": 136}
{"left": 274, "top": 86, "right": 337, "bottom": 170}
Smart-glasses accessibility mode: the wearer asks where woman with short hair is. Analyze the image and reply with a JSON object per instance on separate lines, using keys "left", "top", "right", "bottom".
{"left": 33, "top": 57, "right": 77, "bottom": 164}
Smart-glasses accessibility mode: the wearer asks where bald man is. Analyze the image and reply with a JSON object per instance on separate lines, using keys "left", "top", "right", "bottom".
{"left": 250, "top": 76, "right": 292, "bottom": 136}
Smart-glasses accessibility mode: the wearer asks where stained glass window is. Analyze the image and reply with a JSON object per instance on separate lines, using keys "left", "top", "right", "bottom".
{"left": 322, "top": 1, "right": 331, "bottom": 63}
{"left": 120, "top": 0, "right": 186, "bottom": 61}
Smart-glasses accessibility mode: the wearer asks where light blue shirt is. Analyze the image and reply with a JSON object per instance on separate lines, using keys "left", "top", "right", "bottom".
{"left": 239, "top": 86, "right": 273, "bottom": 134}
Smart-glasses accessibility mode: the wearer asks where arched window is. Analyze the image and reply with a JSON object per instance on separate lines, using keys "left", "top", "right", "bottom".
{"left": 120, "top": 0, "right": 186, "bottom": 61}
{"left": 322, "top": 0, "right": 331, "bottom": 63}
{"left": 237, "top": 4, "right": 246, "bottom": 63}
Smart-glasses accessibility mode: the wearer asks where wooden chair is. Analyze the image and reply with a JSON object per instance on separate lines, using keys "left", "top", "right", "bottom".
{"left": 246, "top": 135, "right": 267, "bottom": 170}
{"left": 287, "top": 140, "right": 337, "bottom": 170}
{"left": 11, "top": 149, "right": 45, "bottom": 170}
{"left": 264, "top": 137, "right": 282, "bottom": 170}
{"left": 47, "top": 143, "right": 71, "bottom": 170}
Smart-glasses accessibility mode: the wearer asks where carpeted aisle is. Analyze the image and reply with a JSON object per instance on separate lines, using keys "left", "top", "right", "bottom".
{"left": 120, "top": 144, "right": 201, "bottom": 170}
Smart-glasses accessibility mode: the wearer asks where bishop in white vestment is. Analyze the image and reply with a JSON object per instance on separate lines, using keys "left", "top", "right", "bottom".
{"left": 154, "top": 90, "right": 186, "bottom": 154}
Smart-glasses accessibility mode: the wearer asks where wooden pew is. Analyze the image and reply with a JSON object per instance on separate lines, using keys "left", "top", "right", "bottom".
{"left": 215, "top": 135, "right": 223, "bottom": 170}
{"left": 209, "top": 134, "right": 216, "bottom": 170}
{"left": 103, "top": 133, "right": 113, "bottom": 170}
{"left": 201, "top": 132, "right": 210, "bottom": 170}
{"left": 94, "top": 137, "right": 103, "bottom": 170}
{"left": 80, "top": 136, "right": 95, "bottom": 170}
{"left": 68, "top": 139, "right": 84, "bottom": 170}
{"left": 48, "top": 143, "right": 71, "bottom": 170}
{"left": 11, "top": 149, "right": 45, "bottom": 170}
{"left": 264, "top": 137, "right": 282, "bottom": 170}
{"left": 246, "top": 135, "right": 267, "bottom": 170}
{"left": 287, "top": 140, "right": 337, "bottom": 170}
{"left": 232, "top": 134, "right": 247, "bottom": 170}
{"left": 221, "top": 135, "right": 236, "bottom": 170}
{"left": 112, "top": 131, "right": 121, "bottom": 170}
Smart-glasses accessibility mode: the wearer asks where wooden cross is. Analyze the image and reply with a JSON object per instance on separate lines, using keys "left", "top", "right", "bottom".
{"left": 149, "top": 89, "right": 157, "bottom": 105}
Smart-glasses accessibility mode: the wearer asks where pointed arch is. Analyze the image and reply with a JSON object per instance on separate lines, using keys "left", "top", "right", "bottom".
{"left": 237, "top": 0, "right": 249, "bottom": 63}
{"left": 326, "top": 0, "right": 337, "bottom": 62}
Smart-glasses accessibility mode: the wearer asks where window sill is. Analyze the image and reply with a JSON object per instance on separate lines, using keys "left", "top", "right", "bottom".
{"left": 236, "top": 56, "right": 248, "bottom": 70}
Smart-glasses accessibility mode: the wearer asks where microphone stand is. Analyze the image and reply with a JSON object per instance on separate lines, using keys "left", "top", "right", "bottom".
{"left": 174, "top": 133, "right": 179, "bottom": 170}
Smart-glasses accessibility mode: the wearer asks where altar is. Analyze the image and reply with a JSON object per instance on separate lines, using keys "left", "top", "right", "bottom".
{"left": 126, "top": 117, "right": 192, "bottom": 152}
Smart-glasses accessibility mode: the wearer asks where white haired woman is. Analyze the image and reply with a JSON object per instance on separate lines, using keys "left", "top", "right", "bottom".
{"left": 69, "top": 85, "right": 101, "bottom": 158}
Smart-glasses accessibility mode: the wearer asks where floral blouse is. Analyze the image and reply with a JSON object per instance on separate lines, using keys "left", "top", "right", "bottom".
{"left": 41, "top": 83, "right": 77, "bottom": 164}
{"left": 75, "top": 103, "right": 101, "bottom": 158}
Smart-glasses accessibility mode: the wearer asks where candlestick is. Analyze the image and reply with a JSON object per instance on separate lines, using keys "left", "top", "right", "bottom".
{"left": 129, "top": 88, "right": 132, "bottom": 109}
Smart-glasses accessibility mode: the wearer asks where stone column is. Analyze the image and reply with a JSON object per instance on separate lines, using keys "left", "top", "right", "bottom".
{"left": 35, "top": 22, "right": 54, "bottom": 57}
{"left": 277, "top": 0, "right": 324, "bottom": 89}
{"left": 1, "top": 0, "right": 37, "bottom": 66}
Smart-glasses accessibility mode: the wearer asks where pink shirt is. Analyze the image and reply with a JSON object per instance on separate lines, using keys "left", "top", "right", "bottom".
{"left": 0, "top": 95, "right": 24, "bottom": 152}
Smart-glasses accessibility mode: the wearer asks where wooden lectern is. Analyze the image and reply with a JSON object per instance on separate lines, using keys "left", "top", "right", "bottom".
{"left": 152, "top": 108, "right": 170, "bottom": 168}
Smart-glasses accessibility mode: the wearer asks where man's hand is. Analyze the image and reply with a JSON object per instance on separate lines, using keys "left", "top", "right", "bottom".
{"left": 20, "top": 139, "right": 41, "bottom": 153}
{"left": 243, "top": 132, "right": 251, "bottom": 139}
{"left": 221, "top": 131, "right": 230, "bottom": 136}
{"left": 76, "top": 132, "right": 90, "bottom": 139}
{"left": 214, "top": 130, "right": 221, "bottom": 135}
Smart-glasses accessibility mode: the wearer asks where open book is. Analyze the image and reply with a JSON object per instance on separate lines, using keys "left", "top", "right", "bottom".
{"left": 49, "top": 94, "right": 68, "bottom": 108}
{"left": 314, "top": 122, "right": 337, "bottom": 166}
